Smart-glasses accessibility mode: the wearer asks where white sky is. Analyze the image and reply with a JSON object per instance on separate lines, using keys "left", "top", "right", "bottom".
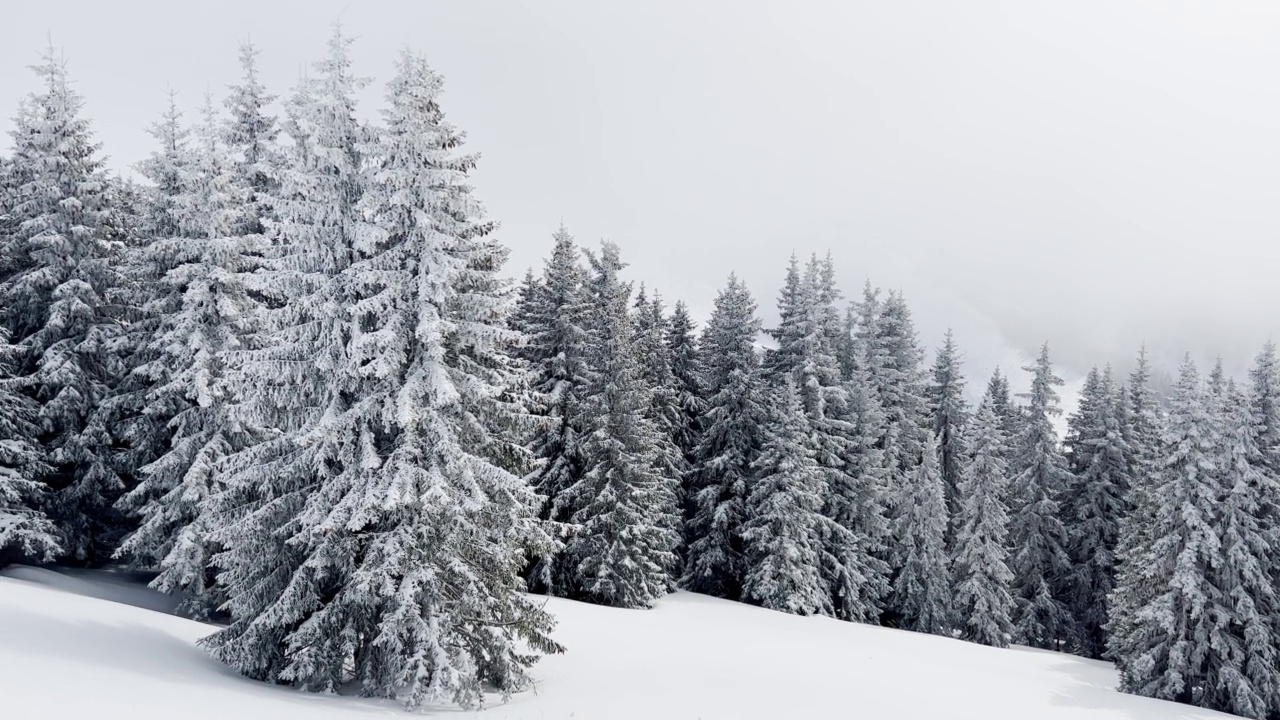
{"left": 4, "top": 0, "right": 1279, "bottom": 418}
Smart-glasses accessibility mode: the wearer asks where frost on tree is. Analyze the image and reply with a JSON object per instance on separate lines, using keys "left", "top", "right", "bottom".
{"left": 222, "top": 41, "right": 281, "bottom": 237}
{"left": 887, "top": 431, "right": 951, "bottom": 635}
{"left": 682, "top": 274, "right": 766, "bottom": 600}
{"left": 927, "top": 329, "right": 967, "bottom": 545}
{"left": 1106, "top": 347, "right": 1166, "bottom": 665}
{"left": 665, "top": 300, "right": 705, "bottom": 488}
{"left": 1007, "top": 343, "right": 1074, "bottom": 650}
{"left": 0, "top": 330, "right": 60, "bottom": 566}
{"left": 203, "top": 38, "right": 560, "bottom": 709}
{"left": 741, "top": 378, "right": 828, "bottom": 616}
{"left": 1207, "top": 381, "right": 1280, "bottom": 719}
{"left": 0, "top": 47, "right": 131, "bottom": 564}
{"left": 952, "top": 395, "right": 1014, "bottom": 648}
{"left": 114, "top": 92, "right": 267, "bottom": 618}
{"left": 559, "top": 242, "right": 680, "bottom": 609}
{"left": 1112, "top": 358, "right": 1234, "bottom": 715}
{"left": 1061, "top": 365, "right": 1129, "bottom": 659}
{"left": 523, "top": 225, "right": 592, "bottom": 597}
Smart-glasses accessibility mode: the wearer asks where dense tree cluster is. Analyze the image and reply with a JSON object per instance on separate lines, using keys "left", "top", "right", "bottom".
{"left": 1, "top": 33, "right": 1277, "bottom": 720}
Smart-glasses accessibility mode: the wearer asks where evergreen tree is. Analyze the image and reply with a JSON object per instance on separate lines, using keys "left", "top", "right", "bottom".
{"left": 952, "top": 396, "right": 1014, "bottom": 647}
{"left": 985, "top": 368, "right": 1022, "bottom": 459}
{"left": 741, "top": 378, "right": 828, "bottom": 615}
{"left": 1248, "top": 341, "right": 1280, "bottom": 475}
{"left": 1008, "top": 343, "right": 1075, "bottom": 649}
{"left": 888, "top": 431, "right": 952, "bottom": 634}
{"left": 222, "top": 41, "right": 280, "bottom": 237}
{"left": 1061, "top": 365, "right": 1129, "bottom": 658}
{"left": 0, "top": 329, "right": 60, "bottom": 565}
{"left": 523, "top": 226, "right": 591, "bottom": 596}
{"left": 114, "top": 93, "right": 266, "bottom": 617}
{"left": 204, "top": 43, "right": 561, "bottom": 708}
{"left": 665, "top": 300, "right": 705, "bottom": 483}
{"left": 633, "top": 289, "right": 687, "bottom": 505}
{"left": 1107, "top": 347, "right": 1167, "bottom": 665}
{"left": 1114, "top": 357, "right": 1231, "bottom": 713}
{"left": 682, "top": 274, "right": 766, "bottom": 599}
{"left": 561, "top": 242, "right": 680, "bottom": 608}
{"left": 0, "top": 47, "right": 130, "bottom": 564}
{"left": 928, "top": 329, "right": 967, "bottom": 542}
{"left": 1208, "top": 382, "right": 1280, "bottom": 719}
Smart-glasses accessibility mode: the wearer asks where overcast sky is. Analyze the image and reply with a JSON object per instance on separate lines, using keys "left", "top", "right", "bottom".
{"left": 4, "top": 0, "right": 1279, "bottom": 415}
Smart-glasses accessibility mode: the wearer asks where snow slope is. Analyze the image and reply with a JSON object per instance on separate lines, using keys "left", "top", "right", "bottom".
{"left": 0, "top": 566, "right": 1233, "bottom": 720}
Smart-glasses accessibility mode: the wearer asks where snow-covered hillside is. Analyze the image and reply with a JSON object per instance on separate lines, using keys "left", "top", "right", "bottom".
{"left": 0, "top": 566, "right": 1233, "bottom": 720}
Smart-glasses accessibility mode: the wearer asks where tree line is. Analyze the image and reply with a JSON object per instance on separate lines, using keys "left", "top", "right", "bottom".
{"left": 0, "top": 29, "right": 1277, "bottom": 719}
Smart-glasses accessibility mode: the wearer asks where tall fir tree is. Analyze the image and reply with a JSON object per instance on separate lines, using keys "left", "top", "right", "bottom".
{"left": 741, "top": 377, "right": 829, "bottom": 615}
{"left": 928, "top": 329, "right": 968, "bottom": 543}
{"left": 523, "top": 226, "right": 591, "bottom": 596}
{"left": 1248, "top": 341, "right": 1280, "bottom": 475}
{"left": 952, "top": 394, "right": 1014, "bottom": 647}
{"left": 114, "top": 92, "right": 266, "bottom": 617}
{"left": 1061, "top": 365, "right": 1130, "bottom": 658}
{"left": 1107, "top": 347, "right": 1167, "bottom": 665}
{"left": 204, "top": 43, "right": 561, "bottom": 708}
{"left": 888, "top": 431, "right": 952, "bottom": 635}
{"left": 0, "top": 46, "right": 131, "bottom": 564}
{"left": 633, "top": 288, "right": 687, "bottom": 512}
{"left": 1008, "top": 343, "right": 1075, "bottom": 649}
{"left": 665, "top": 299, "right": 705, "bottom": 491}
{"left": 560, "top": 242, "right": 680, "bottom": 608}
{"left": 1208, "top": 381, "right": 1280, "bottom": 719}
{"left": 682, "top": 274, "right": 766, "bottom": 600}
{"left": 1113, "top": 357, "right": 1232, "bottom": 714}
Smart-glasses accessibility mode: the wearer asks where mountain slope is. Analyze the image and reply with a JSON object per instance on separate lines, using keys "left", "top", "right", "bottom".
{"left": 0, "top": 566, "right": 1233, "bottom": 719}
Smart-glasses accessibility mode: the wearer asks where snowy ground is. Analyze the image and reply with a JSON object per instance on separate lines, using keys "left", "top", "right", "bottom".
{"left": 0, "top": 566, "right": 1233, "bottom": 720}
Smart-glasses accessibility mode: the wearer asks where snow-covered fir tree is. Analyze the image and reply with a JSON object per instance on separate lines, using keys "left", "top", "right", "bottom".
{"left": 1061, "top": 365, "right": 1129, "bottom": 658}
{"left": 1107, "top": 347, "right": 1167, "bottom": 665}
{"left": 741, "top": 377, "right": 828, "bottom": 615}
{"left": 888, "top": 431, "right": 952, "bottom": 635}
{"left": 770, "top": 255, "right": 890, "bottom": 622}
{"left": 114, "top": 93, "right": 266, "bottom": 617}
{"left": 682, "top": 274, "right": 766, "bottom": 600}
{"left": 222, "top": 41, "right": 280, "bottom": 236}
{"left": 1113, "top": 357, "right": 1232, "bottom": 713}
{"left": 927, "top": 329, "right": 967, "bottom": 542}
{"left": 984, "top": 367, "right": 1022, "bottom": 461}
{"left": 633, "top": 288, "right": 687, "bottom": 511}
{"left": 952, "top": 394, "right": 1014, "bottom": 647}
{"left": 523, "top": 225, "right": 591, "bottom": 596}
{"left": 1207, "top": 380, "right": 1280, "bottom": 719}
{"left": 559, "top": 242, "right": 680, "bottom": 608}
{"left": 1007, "top": 343, "right": 1075, "bottom": 650}
{"left": 665, "top": 299, "right": 705, "bottom": 488}
{"left": 0, "top": 329, "right": 60, "bottom": 565}
{"left": 1248, "top": 341, "right": 1280, "bottom": 475}
{"left": 204, "top": 42, "right": 561, "bottom": 708}
{"left": 0, "top": 47, "right": 131, "bottom": 564}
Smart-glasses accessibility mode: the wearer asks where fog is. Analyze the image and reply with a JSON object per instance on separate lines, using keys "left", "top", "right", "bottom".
{"left": 4, "top": 0, "right": 1278, "bottom": 417}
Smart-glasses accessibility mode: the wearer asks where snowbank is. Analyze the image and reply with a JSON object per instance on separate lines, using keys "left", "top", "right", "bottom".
{"left": 0, "top": 567, "right": 1234, "bottom": 719}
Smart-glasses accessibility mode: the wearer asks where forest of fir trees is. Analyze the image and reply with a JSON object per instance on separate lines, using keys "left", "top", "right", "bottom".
{"left": 1, "top": 29, "right": 1279, "bottom": 720}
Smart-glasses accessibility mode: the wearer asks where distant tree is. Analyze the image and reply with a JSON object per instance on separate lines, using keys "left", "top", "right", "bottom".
{"left": 560, "top": 243, "right": 680, "bottom": 608}
{"left": 927, "top": 329, "right": 968, "bottom": 543}
{"left": 683, "top": 274, "right": 766, "bottom": 600}
{"left": 1061, "top": 365, "right": 1129, "bottom": 658}
{"left": 741, "top": 378, "right": 828, "bottom": 615}
{"left": 1008, "top": 343, "right": 1075, "bottom": 649}
{"left": 523, "top": 226, "right": 592, "bottom": 596}
{"left": 888, "top": 431, "right": 952, "bottom": 635}
{"left": 952, "top": 395, "right": 1014, "bottom": 647}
